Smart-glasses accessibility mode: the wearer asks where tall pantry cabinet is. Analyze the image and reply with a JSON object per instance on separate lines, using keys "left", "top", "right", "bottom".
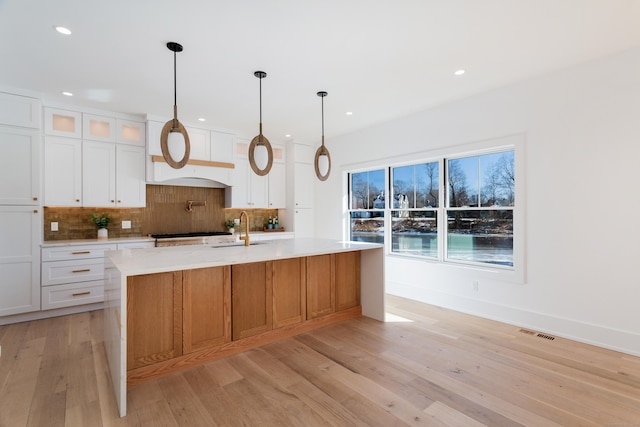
{"left": 0, "top": 92, "right": 42, "bottom": 316}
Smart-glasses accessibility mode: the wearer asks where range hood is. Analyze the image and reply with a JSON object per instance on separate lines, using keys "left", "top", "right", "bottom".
{"left": 148, "top": 155, "right": 234, "bottom": 188}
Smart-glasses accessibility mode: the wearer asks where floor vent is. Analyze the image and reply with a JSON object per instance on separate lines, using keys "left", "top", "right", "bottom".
{"left": 519, "top": 328, "right": 536, "bottom": 335}
{"left": 536, "top": 333, "right": 556, "bottom": 341}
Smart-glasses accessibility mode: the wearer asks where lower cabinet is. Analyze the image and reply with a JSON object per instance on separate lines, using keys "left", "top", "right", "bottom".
{"left": 307, "top": 251, "right": 361, "bottom": 319}
{"left": 272, "top": 257, "right": 306, "bottom": 328}
{"left": 231, "top": 261, "right": 273, "bottom": 340}
{"left": 127, "top": 253, "right": 360, "bottom": 371}
{"left": 335, "top": 251, "right": 361, "bottom": 312}
{"left": 306, "top": 254, "right": 335, "bottom": 319}
{"left": 183, "top": 266, "right": 231, "bottom": 353}
{"left": 127, "top": 271, "right": 183, "bottom": 370}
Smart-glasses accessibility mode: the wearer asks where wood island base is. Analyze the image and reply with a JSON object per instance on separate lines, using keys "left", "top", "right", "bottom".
{"left": 127, "top": 305, "right": 361, "bottom": 386}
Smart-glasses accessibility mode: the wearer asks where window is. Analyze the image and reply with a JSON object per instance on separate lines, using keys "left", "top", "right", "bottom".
{"left": 391, "top": 161, "right": 439, "bottom": 258}
{"left": 446, "top": 151, "right": 514, "bottom": 267}
{"left": 349, "top": 169, "right": 385, "bottom": 244}
{"left": 347, "top": 147, "right": 516, "bottom": 270}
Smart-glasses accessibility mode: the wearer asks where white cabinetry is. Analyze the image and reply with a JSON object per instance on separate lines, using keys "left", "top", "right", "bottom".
{"left": 0, "top": 126, "right": 41, "bottom": 205}
{"left": 0, "top": 206, "right": 41, "bottom": 316}
{"left": 0, "top": 92, "right": 41, "bottom": 128}
{"left": 226, "top": 138, "right": 268, "bottom": 208}
{"left": 83, "top": 114, "right": 116, "bottom": 142}
{"left": 226, "top": 140, "right": 286, "bottom": 209}
{"left": 44, "top": 107, "right": 82, "bottom": 138}
{"left": 211, "top": 130, "right": 234, "bottom": 163}
{"left": 82, "top": 140, "right": 116, "bottom": 206}
{"left": 0, "top": 93, "right": 42, "bottom": 317}
{"left": 44, "top": 137, "right": 82, "bottom": 206}
{"left": 115, "top": 145, "right": 146, "bottom": 207}
{"left": 116, "top": 119, "right": 146, "bottom": 146}
{"left": 268, "top": 145, "right": 286, "bottom": 208}
{"left": 285, "top": 142, "right": 315, "bottom": 237}
{"left": 81, "top": 142, "right": 146, "bottom": 207}
{"left": 41, "top": 244, "right": 116, "bottom": 309}
{"left": 43, "top": 107, "right": 146, "bottom": 207}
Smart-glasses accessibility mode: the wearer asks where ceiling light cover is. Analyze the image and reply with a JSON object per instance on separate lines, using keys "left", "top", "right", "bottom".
{"left": 314, "top": 91, "right": 331, "bottom": 181}
{"left": 160, "top": 41, "right": 190, "bottom": 169}
{"left": 248, "top": 71, "right": 273, "bottom": 176}
{"left": 55, "top": 26, "right": 71, "bottom": 35}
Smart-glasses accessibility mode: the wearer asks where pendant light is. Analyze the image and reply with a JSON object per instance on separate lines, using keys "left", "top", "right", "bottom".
{"left": 314, "top": 91, "right": 331, "bottom": 181}
{"left": 160, "top": 41, "right": 190, "bottom": 169}
{"left": 248, "top": 71, "right": 273, "bottom": 176}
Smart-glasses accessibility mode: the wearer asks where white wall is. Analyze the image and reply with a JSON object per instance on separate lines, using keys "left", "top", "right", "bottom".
{"left": 314, "top": 47, "right": 640, "bottom": 356}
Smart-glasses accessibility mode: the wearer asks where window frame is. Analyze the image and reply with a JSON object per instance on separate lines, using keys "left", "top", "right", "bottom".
{"left": 344, "top": 134, "right": 525, "bottom": 284}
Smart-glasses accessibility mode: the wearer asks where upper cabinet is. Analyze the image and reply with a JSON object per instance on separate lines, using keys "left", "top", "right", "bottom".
{"left": 117, "top": 119, "right": 145, "bottom": 146}
{"left": 43, "top": 137, "right": 82, "bottom": 206}
{"left": 210, "top": 131, "right": 234, "bottom": 164}
{"left": 0, "top": 126, "right": 41, "bottom": 205}
{"left": 147, "top": 120, "right": 232, "bottom": 162}
{"left": 225, "top": 139, "right": 286, "bottom": 209}
{"left": 83, "top": 114, "right": 116, "bottom": 142}
{"left": 44, "top": 108, "right": 82, "bottom": 138}
{"left": 43, "top": 106, "right": 146, "bottom": 207}
{"left": 0, "top": 92, "right": 41, "bottom": 129}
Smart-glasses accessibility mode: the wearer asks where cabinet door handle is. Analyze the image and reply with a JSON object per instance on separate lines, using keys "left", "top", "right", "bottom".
{"left": 72, "top": 269, "right": 91, "bottom": 273}
{"left": 33, "top": 197, "right": 38, "bottom": 201}
{"left": 75, "top": 199, "right": 80, "bottom": 202}
{"left": 117, "top": 200, "right": 121, "bottom": 203}
{"left": 33, "top": 210, "right": 38, "bottom": 213}
{"left": 72, "top": 251, "right": 91, "bottom": 255}
{"left": 72, "top": 291, "right": 90, "bottom": 297}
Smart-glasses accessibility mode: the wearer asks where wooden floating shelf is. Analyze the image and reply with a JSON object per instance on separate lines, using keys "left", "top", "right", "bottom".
{"left": 152, "top": 155, "right": 235, "bottom": 169}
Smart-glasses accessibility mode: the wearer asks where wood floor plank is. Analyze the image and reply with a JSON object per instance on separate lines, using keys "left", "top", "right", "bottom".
{"left": 1, "top": 294, "right": 639, "bottom": 426}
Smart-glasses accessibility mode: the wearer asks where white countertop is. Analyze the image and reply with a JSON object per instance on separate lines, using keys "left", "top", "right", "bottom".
{"left": 41, "top": 236, "right": 155, "bottom": 247}
{"left": 107, "top": 238, "right": 382, "bottom": 277}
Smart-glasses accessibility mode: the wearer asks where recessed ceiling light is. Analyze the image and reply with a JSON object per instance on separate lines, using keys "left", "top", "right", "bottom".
{"left": 346, "top": 111, "right": 353, "bottom": 116}
{"left": 284, "top": 134, "right": 291, "bottom": 138}
{"left": 454, "top": 69, "right": 465, "bottom": 76}
{"left": 54, "top": 26, "right": 72, "bottom": 35}
{"left": 61, "top": 91, "right": 73, "bottom": 97}
{"left": 198, "top": 118, "right": 206, "bottom": 122}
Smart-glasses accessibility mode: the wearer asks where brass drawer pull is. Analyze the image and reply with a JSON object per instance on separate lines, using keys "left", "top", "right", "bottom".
{"left": 71, "top": 251, "right": 91, "bottom": 255}
{"left": 72, "top": 291, "right": 91, "bottom": 297}
{"left": 72, "top": 269, "right": 91, "bottom": 273}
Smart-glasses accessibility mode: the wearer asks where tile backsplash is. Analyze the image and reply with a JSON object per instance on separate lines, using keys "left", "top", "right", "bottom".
{"left": 44, "top": 185, "right": 279, "bottom": 240}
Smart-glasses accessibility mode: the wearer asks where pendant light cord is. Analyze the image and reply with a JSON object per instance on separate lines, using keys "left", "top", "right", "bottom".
{"left": 173, "top": 50, "right": 177, "bottom": 108}
{"left": 321, "top": 95, "right": 325, "bottom": 146}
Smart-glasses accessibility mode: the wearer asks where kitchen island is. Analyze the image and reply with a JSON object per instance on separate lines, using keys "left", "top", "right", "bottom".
{"left": 103, "top": 238, "right": 384, "bottom": 417}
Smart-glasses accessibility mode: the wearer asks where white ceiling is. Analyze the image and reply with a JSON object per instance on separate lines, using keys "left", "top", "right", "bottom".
{"left": 2, "top": 0, "right": 640, "bottom": 145}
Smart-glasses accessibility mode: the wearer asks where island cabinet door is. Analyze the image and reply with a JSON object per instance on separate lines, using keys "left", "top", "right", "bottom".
{"left": 127, "top": 271, "right": 183, "bottom": 370}
{"left": 183, "top": 266, "right": 231, "bottom": 354}
{"left": 335, "top": 251, "right": 361, "bottom": 312}
{"left": 272, "top": 257, "right": 306, "bottom": 328}
{"left": 232, "top": 261, "right": 273, "bottom": 340}
{"left": 306, "top": 254, "right": 335, "bottom": 319}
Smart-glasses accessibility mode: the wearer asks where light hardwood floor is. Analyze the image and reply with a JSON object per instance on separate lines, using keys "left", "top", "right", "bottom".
{"left": 1, "top": 295, "right": 639, "bottom": 426}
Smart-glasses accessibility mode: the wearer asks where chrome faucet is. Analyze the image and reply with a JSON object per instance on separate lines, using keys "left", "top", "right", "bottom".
{"left": 239, "top": 210, "right": 250, "bottom": 246}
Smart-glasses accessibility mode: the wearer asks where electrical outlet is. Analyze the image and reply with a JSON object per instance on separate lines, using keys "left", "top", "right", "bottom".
{"left": 122, "top": 220, "right": 131, "bottom": 229}
{"left": 234, "top": 218, "right": 240, "bottom": 225}
{"left": 51, "top": 222, "right": 58, "bottom": 231}
{"left": 472, "top": 281, "right": 479, "bottom": 291}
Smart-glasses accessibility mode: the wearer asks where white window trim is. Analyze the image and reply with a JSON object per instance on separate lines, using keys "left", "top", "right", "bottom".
{"left": 343, "top": 133, "right": 526, "bottom": 284}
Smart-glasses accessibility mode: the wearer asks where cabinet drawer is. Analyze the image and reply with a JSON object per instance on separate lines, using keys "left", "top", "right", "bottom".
{"left": 41, "top": 280, "right": 104, "bottom": 310}
{"left": 42, "top": 244, "right": 116, "bottom": 261}
{"left": 42, "top": 258, "right": 105, "bottom": 286}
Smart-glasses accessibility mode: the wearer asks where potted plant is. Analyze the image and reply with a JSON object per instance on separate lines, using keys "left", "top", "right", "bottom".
{"left": 90, "top": 213, "right": 111, "bottom": 240}
{"left": 225, "top": 219, "right": 236, "bottom": 234}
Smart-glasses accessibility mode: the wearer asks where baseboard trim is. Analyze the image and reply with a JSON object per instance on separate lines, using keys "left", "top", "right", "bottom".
{"left": 386, "top": 281, "right": 640, "bottom": 357}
